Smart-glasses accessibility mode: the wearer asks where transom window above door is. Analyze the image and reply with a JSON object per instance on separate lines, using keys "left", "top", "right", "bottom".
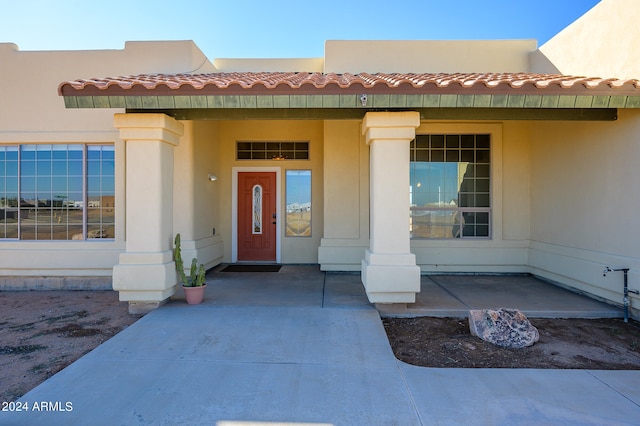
{"left": 410, "top": 134, "right": 491, "bottom": 239}
{"left": 236, "top": 141, "right": 309, "bottom": 160}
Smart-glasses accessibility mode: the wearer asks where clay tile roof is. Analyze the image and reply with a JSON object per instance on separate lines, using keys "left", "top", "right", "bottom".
{"left": 58, "top": 72, "right": 640, "bottom": 97}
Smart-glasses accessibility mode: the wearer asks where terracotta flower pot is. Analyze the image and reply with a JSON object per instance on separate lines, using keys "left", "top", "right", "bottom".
{"left": 183, "top": 284, "right": 207, "bottom": 305}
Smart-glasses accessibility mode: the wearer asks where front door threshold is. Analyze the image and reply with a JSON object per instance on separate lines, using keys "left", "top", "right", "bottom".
{"left": 220, "top": 263, "right": 282, "bottom": 272}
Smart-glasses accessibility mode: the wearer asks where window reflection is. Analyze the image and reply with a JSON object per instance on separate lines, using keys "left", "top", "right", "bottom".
{"left": 410, "top": 134, "right": 491, "bottom": 239}
{"left": 285, "top": 170, "right": 311, "bottom": 237}
{"left": 0, "top": 144, "right": 114, "bottom": 240}
{"left": 0, "top": 146, "right": 19, "bottom": 239}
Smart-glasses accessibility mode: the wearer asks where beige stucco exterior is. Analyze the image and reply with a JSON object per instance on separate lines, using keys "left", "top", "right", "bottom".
{"left": 528, "top": 110, "right": 640, "bottom": 303}
{"left": 324, "top": 39, "right": 537, "bottom": 73}
{"left": 528, "top": 0, "right": 640, "bottom": 309}
{"left": 213, "top": 58, "right": 323, "bottom": 73}
{"left": 0, "top": 40, "right": 213, "bottom": 283}
{"left": 534, "top": 0, "right": 640, "bottom": 80}
{"left": 1, "top": 0, "right": 639, "bottom": 316}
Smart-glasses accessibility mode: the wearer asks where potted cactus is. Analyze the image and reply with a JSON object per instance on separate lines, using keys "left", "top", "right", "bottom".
{"left": 174, "top": 233, "right": 206, "bottom": 304}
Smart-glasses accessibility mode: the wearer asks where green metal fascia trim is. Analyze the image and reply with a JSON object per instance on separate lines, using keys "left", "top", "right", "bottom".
{"left": 420, "top": 108, "right": 617, "bottom": 121}
{"left": 126, "top": 108, "right": 618, "bottom": 121}
{"left": 63, "top": 94, "right": 640, "bottom": 110}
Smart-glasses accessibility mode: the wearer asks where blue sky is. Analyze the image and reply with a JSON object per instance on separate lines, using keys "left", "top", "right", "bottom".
{"left": 1, "top": 0, "right": 600, "bottom": 59}
{"left": 286, "top": 171, "right": 311, "bottom": 205}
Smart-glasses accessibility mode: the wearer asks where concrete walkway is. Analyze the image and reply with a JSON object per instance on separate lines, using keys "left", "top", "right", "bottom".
{"left": 3, "top": 266, "right": 640, "bottom": 425}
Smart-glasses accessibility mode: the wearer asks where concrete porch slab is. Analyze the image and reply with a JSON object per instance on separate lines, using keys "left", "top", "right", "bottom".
{"left": 376, "top": 274, "right": 622, "bottom": 318}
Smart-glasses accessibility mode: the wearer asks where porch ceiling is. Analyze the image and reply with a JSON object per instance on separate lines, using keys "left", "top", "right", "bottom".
{"left": 119, "top": 108, "right": 617, "bottom": 121}
{"left": 58, "top": 72, "right": 640, "bottom": 121}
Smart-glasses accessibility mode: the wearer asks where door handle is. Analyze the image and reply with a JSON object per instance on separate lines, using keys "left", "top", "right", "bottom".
{"left": 272, "top": 213, "right": 276, "bottom": 224}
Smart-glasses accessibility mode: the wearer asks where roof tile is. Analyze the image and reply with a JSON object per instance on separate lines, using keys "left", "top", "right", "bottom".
{"left": 58, "top": 72, "right": 640, "bottom": 96}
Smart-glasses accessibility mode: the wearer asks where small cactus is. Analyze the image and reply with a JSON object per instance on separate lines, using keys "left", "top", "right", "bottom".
{"left": 174, "top": 233, "right": 206, "bottom": 287}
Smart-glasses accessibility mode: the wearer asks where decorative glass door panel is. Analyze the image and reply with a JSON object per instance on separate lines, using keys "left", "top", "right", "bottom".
{"left": 252, "top": 184, "right": 263, "bottom": 234}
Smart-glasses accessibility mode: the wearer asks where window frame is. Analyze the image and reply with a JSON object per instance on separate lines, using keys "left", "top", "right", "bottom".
{"left": 410, "top": 133, "right": 492, "bottom": 240}
{"left": 236, "top": 141, "right": 310, "bottom": 161}
{"left": 0, "top": 143, "right": 115, "bottom": 241}
{"left": 285, "top": 169, "right": 312, "bottom": 237}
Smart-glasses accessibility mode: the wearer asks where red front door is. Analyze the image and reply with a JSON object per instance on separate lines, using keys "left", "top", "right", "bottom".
{"left": 238, "top": 172, "right": 277, "bottom": 261}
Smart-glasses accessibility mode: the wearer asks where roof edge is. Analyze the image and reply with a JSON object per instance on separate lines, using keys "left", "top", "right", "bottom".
{"left": 58, "top": 72, "right": 640, "bottom": 98}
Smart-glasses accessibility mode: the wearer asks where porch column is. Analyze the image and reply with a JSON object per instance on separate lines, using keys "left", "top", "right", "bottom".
{"left": 112, "top": 113, "right": 183, "bottom": 314}
{"left": 361, "top": 111, "right": 421, "bottom": 303}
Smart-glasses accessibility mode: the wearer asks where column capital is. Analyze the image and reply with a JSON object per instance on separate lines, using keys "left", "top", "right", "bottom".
{"left": 362, "top": 111, "right": 420, "bottom": 132}
{"left": 114, "top": 113, "right": 184, "bottom": 146}
{"left": 362, "top": 111, "right": 420, "bottom": 145}
{"left": 364, "top": 127, "right": 417, "bottom": 145}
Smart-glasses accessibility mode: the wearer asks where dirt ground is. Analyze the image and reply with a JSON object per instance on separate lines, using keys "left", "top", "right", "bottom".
{"left": 383, "top": 316, "right": 640, "bottom": 369}
{"left": 0, "top": 290, "right": 139, "bottom": 402}
{"left": 3, "top": 291, "right": 640, "bottom": 403}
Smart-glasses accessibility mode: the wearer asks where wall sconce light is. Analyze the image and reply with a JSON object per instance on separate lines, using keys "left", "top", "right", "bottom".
{"left": 208, "top": 173, "right": 218, "bottom": 182}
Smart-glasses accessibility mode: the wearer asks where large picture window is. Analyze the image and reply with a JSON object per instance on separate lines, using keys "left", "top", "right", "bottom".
{"left": 0, "top": 144, "right": 114, "bottom": 240}
{"left": 410, "top": 134, "right": 490, "bottom": 239}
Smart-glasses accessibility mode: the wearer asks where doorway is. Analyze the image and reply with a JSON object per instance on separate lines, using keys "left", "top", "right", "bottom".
{"left": 234, "top": 170, "right": 280, "bottom": 262}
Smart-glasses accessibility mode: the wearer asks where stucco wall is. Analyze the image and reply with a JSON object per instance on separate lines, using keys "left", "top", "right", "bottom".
{"left": 215, "top": 120, "right": 324, "bottom": 264}
{"left": 318, "top": 120, "right": 370, "bottom": 270}
{"left": 324, "top": 40, "right": 537, "bottom": 74}
{"left": 533, "top": 0, "right": 640, "bottom": 80}
{"left": 0, "top": 41, "right": 214, "bottom": 135}
{"left": 213, "top": 58, "right": 323, "bottom": 72}
{"left": 172, "top": 121, "right": 224, "bottom": 271}
{"left": 0, "top": 41, "right": 213, "bottom": 283}
{"left": 502, "top": 122, "right": 532, "bottom": 241}
{"left": 528, "top": 110, "right": 640, "bottom": 305}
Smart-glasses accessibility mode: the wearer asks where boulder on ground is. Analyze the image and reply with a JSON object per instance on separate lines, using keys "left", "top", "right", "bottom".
{"left": 468, "top": 308, "right": 539, "bottom": 349}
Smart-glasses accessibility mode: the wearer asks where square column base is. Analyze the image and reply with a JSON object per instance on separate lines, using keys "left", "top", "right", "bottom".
{"left": 112, "top": 255, "right": 177, "bottom": 311}
{"left": 361, "top": 250, "right": 421, "bottom": 303}
{"left": 127, "top": 300, "right": 168, "bottom": 315}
